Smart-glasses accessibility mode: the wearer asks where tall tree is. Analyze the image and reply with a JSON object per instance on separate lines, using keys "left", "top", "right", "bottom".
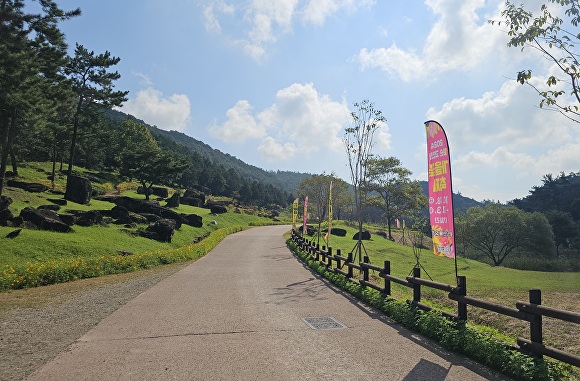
{"left": 494, "top": 0, "right": 580, "bottom": 123}
{"left": 343, "top": 99, "right": 386, "bottom": 262}
{"left": 366, "top": 156, "right": 427, "bottom": 240}
{"left": 544, "top": 209, "right": 579, "bottom": 255}
{"left": 64, "top": 43, "right": 128, "bottom": 178}
{"left": 296, "top": 172, "right": 348, "bottom": 242}
{"left": 0, "top": 0, "right": 79, "bottom": 196}
{"left": 464, "top": 203, "right": 555, "bottom": 266}
{"left": 117, "top": 120, "right": 188, "bottom": 200}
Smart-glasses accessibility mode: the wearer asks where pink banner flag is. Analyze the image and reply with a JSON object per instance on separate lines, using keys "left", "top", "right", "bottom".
{"left": 425, "top": 120, "right": 455, "bottom": 258}
{"left": 302, "top": 196, "right": 308, "bottom": 235}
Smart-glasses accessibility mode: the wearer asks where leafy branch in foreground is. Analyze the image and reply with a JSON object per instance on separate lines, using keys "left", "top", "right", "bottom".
{"left": 491, "top": 0, "right": 580, "bottom": 123}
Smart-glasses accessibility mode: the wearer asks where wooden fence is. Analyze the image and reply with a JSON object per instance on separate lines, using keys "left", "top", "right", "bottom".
{"left": 290, "top": 230, "right": 580, "bottom": 368}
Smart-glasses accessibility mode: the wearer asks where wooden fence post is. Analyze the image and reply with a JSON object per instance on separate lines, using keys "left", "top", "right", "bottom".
{"left": 457, "top": 275, "right": 467, "bottom": 321}
{"left": 347, "top": 252, "right": 353, "bottom": 279}
{"left": 383, "top": 260, "right": 391, "bottom": 296}
{"left": 327, "top": 247, "right": 333, "bottom": 268}
{"left": 316, "top": 244, "right": 320, "bottom": 261}
{"left": 363, "top": 256, "right": 370, "bottom": 282}
{"left": 335, "top": 249, "right": 342, "bottom": 269}
{"left": 413, "top": 267, "right": 421, "bottom": 302}
{"left": 530, "top": 289, "right": 542, "bottom": 345}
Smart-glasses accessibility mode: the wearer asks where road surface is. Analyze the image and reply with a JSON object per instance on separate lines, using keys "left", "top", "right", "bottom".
{"left": 27, "top": 225, "right": 509, "bottom": 381}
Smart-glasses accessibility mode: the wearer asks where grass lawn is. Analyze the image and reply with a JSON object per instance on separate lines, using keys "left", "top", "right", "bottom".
{"left": 1, "top": 162, "right": 284, "bottom": 290}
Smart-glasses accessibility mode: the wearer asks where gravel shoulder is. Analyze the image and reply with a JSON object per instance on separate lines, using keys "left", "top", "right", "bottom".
{"left": 0, "top": 263, "right": 189, "bottom": 381}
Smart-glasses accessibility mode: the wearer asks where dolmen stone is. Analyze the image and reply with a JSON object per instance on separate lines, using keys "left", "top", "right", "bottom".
{"left": 181, "top": 213, "right": 203, "bottom": 228}
{"left": 352, "top": 230, "right": 371, "bottom": 240}
{"left": 210, "top": 204, "right": 227, "bottom": 214}
{"left": 139, "top": 219, "right": 176, "bottom": 242}
{"left": 165, "top": 192, "right": 180, "bottom": 208}
{"left": 19, "top": 207, "right": 72, "bottom": 232}
{"left": 6, "top": 180, "right": 49, "bottom": 193}
{"left": 65, "top": 175, "right": 92, "bottom": 204}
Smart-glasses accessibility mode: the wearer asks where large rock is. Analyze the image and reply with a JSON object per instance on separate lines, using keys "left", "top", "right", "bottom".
{"left": 322, "top": 227, "right": 347, "bottom": 237}
{"left": 137, "top": 186, "right": 169, "bottom": 198}
{"left": 0, "top": 208, "right": 14, "bottom": 226}
{"left": 38, "top": 204, "right": 61, "bottom": 212}
{"left": 181, "top": 213, "right": 203, "bottom": 228}
{"left": 110, "top": 205, "right": 130, "bottom": 219}
{"left": 113, "top": 196, "right": 184, "bottom": 229}
{"left": 183, "top": 188, "right": 205, "bottom": 205}
{"left": 75, "top": 210, "right": 103, "bottom": 226}
{"left": 47, "top": 198, "right": 67, "bottom": 206}
{"left": 19, "top": 207, "right": 72, "bottom": 232}
{"left": 6, "top": 180, "right": 48, "bottom": 193}
{"left": 0, "top": 196, "right": 13, "bottom": 226}
{"left": 181, "top": 197, "right": 203, "bottom": 207}
{"left": 352, "top": 230, "right": 371, "bottom": 240}
{"left": 139, "top": 219, "right": 176, "bottom": 242}
{"left": 210, "top": 204, "right": 227, "bottom": 214}
{"left": 165, "top": 192, "right": 180, "bottom": 208}
{"left": 65, "top": 175, "right": 92, "bottom": 204}
{"left": 331, "top": 228, "right": 347, "bottom": 237}
{"left": 1, "top": 195, "right": 13, "bottom": 210}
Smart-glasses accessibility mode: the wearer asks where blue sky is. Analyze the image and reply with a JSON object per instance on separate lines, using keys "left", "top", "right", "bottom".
{"left": 54, "top": 0, "right": 580, "bottom": 203}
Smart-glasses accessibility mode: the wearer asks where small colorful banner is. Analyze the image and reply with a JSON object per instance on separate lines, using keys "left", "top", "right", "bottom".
{"left": 324, "top": 181, "right": 333, "bottom": 243}
{"left": 292, "top": 198, "right": 298, "bottom": 230}
{"left": 425, "top": 120, "right": 455, "bottom": 258}
{"left": 302, "top": 196, "right": 308, "bottom": 235}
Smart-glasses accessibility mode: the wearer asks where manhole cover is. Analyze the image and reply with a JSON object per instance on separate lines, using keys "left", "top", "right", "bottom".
{"left": 302, "top": 316, "right": 345, "bottom": 330}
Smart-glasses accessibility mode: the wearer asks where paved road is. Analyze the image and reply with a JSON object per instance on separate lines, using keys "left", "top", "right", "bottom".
{"left": 27, "top": 225, "right": 509, "bottom": 381}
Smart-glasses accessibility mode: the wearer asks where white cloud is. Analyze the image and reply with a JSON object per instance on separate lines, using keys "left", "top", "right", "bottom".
{"left": 424, "top": 75, "right": 580, "bottom": 202}
{"left": 258, "top": 82, "right": 352, "bottom": 155}
{"left": 202, "top": 1, "right": 235, "bottom": 33}
{"left": 355, "top": 0, "right": 505, "bottom": 81}
{"left": 203, "top": 0, "right": 375, "bottom": 61}
{"left": 300, "top": 0, "right": 375, "bottom": 26}
{"left": 122, "top": 88, "right": 191, "bottom": 132}
{"left": 257, "top": 136, "right": 297, "bottom": 162}
{"left": 210, "top": 82, "right": 353, "bottom": 163}
{"left": 208, "top": 100, "right": 266, "bottom": 143}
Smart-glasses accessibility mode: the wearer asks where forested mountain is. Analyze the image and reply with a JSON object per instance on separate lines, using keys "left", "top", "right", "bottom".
{"left": 511, "top": 172, "right": 580, "bottom": 221}
{"left": 106, "top": 109, "right": 311, "bottom": 195}
{"left": 419, "top": 181, "right": 481, "bottom": 213}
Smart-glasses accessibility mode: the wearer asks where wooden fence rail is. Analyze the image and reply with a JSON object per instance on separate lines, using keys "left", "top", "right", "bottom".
{"left": 290, "top": 231, "right": 580, "bottom": 368}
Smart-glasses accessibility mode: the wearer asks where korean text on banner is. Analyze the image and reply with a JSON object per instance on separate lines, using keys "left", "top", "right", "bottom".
{"left": 292, "top": 198, "right": 298, "bottom": 230}
{"left": 425, "top": 121, "right": 455, "bottom": 258}
{"left": 302, "top": 196, "right": 308, "bottom": 235}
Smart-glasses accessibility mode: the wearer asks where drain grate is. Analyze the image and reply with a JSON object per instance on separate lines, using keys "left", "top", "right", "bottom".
{"left": 302, "top": 316, "right": 345, "bottom": 330}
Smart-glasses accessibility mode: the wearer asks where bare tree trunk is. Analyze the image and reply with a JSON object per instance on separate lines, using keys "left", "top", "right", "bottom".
{"left": 67, "top": 95, "right": 84, "bottom": 176}
{"left": 9, "top": 141, "right": 17, "bottom": 176}
{"left": 0, "top": 117, "right": 9, "bottom": 197}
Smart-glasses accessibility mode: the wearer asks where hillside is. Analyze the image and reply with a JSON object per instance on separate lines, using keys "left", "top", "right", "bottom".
{"left": 106, "top": 109, "right": 311, "bottom": 195}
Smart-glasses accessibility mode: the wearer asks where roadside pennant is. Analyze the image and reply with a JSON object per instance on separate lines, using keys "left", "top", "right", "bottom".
{"left": 425, "top": 120, "right": 456, "bottom": 259}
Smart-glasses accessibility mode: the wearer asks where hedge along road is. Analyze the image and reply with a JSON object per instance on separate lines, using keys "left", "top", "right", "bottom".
{"left": 26, "top": 225, "right": 509, "bottom": 381}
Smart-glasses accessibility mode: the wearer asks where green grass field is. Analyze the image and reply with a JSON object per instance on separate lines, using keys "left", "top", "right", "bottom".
{"left": 1, "top": 162, "right": 281, "bottom": 290}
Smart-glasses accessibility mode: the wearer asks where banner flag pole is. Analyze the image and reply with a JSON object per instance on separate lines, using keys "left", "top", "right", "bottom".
{"left": 302, "top": 196, "right": 308, "bottom": 235}
{"left": 324, "top": 181, "right": 333, "bottom": 244}
{"left": 425, "top": 120, "right": 458, "bottom": 279}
